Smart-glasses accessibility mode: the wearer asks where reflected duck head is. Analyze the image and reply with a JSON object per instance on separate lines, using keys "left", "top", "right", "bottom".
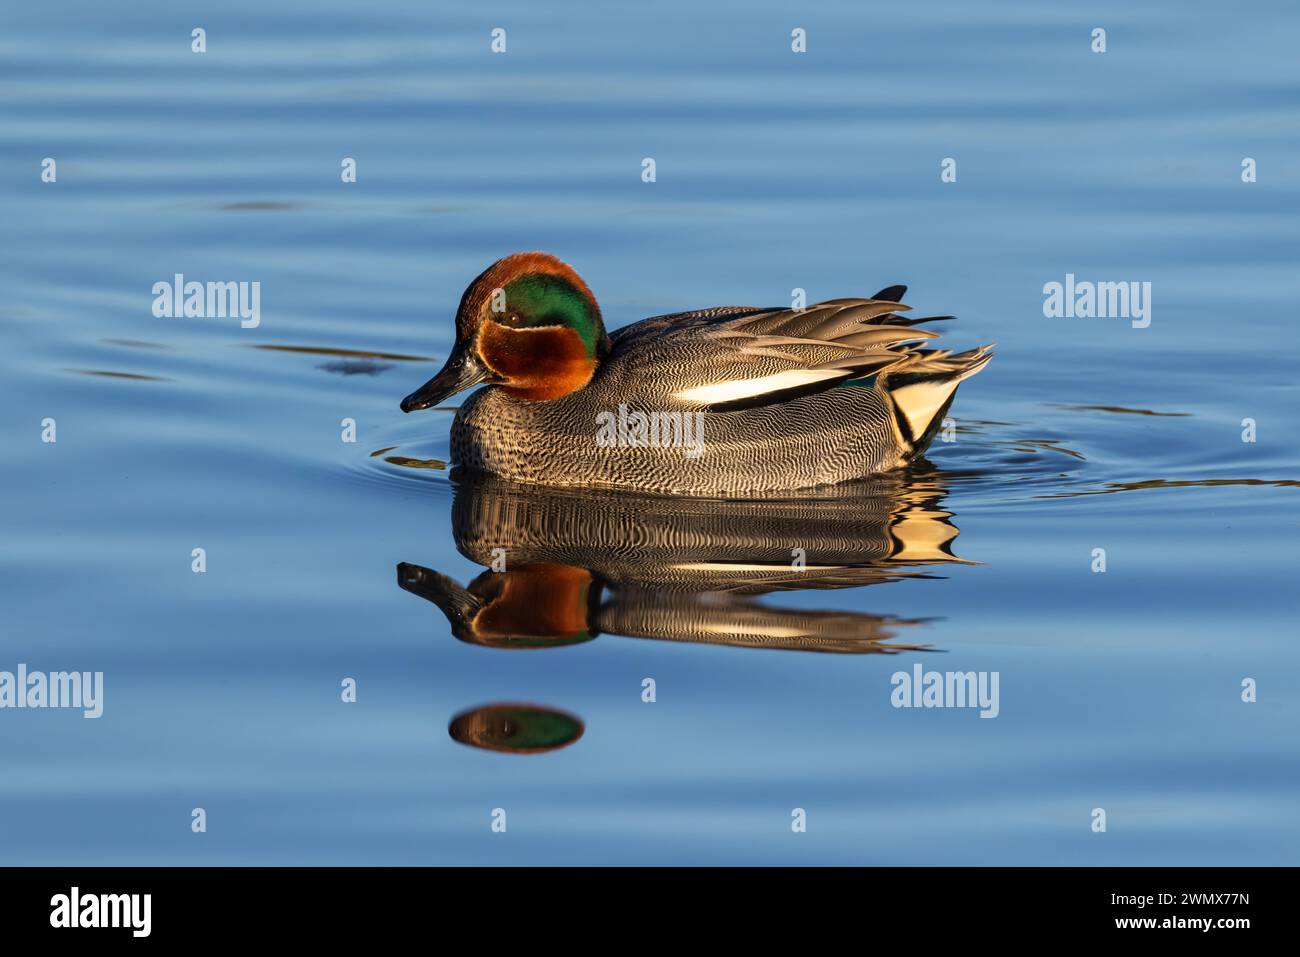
{"left": 397, "top": 561, "right": 599, "bottom": 648}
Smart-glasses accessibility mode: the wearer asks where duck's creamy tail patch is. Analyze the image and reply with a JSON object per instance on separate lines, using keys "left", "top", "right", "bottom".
{"left": 889, "top": 377, "right": 965, "bottom": 444}
{"left": 885, "top": 347, "right": 993, "bottom": 448}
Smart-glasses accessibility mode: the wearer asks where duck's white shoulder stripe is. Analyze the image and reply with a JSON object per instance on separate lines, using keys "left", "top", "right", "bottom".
{"left": 671, "top": 369, "right": 846, "bottom": 406}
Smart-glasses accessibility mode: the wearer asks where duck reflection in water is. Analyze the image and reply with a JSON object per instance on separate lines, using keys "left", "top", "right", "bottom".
{"left": 398, "top": 467, "right": 972, "bottom": 655}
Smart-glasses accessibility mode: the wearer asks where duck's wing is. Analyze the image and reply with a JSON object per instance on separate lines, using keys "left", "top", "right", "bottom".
{"left": 605, "top": 288, "right": 984, "bottom": 412}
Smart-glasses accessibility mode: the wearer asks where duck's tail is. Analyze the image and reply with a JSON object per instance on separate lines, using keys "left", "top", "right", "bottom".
{"left": 880, "top": 345, "right": 994, "bottom": 452}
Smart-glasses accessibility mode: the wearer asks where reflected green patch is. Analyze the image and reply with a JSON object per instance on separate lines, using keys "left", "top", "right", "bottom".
{"left": 449, "top": 704, "right": 585, "bottom": 754}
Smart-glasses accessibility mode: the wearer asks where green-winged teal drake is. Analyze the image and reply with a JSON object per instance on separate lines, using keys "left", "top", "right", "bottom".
{"left": 401, "top": 252, "right": 992, "bottom": 495}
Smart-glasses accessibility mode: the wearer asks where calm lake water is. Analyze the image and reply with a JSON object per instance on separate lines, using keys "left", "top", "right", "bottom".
{"left": 2, "top": 0, "right": 1297, "bottom": 864}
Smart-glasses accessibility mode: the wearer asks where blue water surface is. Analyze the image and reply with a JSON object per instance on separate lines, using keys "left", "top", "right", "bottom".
{"left": 1, "top": 0, "right": 1297, "bottom": 864}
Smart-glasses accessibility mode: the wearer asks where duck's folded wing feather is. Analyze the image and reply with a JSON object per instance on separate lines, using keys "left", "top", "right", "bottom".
{"left": 605, "top": 295, "right": 956, "bottom": 413}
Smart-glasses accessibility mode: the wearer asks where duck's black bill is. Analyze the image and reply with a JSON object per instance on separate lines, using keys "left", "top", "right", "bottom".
{"left": 400, "top": 347, "right": 496, "bottom": 412}
{"left": 396, "top": 562, "right": 481, "bottom": 626}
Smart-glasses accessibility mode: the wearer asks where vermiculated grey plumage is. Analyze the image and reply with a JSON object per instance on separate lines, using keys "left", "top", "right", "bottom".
{"left": 451, "top": 298, "right": 992, "bottom": 495}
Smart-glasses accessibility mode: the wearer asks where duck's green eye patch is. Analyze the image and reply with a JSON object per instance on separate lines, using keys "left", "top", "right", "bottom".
{"left": 502, "top": 273, "right": 600, "bottom": 357}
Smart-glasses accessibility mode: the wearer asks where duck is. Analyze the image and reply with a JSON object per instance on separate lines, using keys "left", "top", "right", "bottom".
{"left": 400, "top": 252, "right": 992, "bottom": 496}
